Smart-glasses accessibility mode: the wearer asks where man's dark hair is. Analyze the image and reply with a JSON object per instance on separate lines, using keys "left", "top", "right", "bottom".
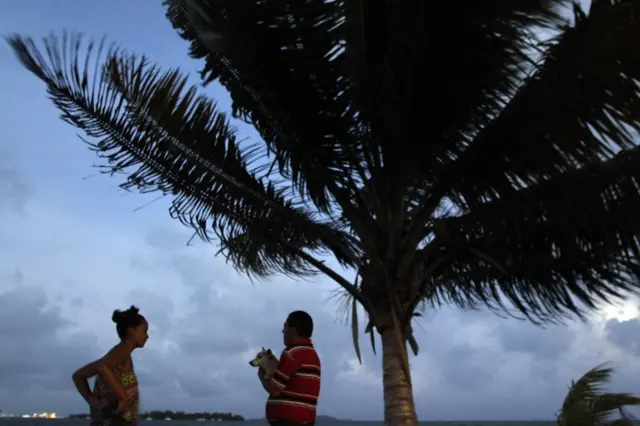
{"left": 286, "top": 310, "right": 313, "bottom": 338}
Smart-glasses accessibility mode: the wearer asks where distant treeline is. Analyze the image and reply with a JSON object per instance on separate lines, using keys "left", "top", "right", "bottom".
{"left": 69, "top": 411, "right": 244, "bottom": 421}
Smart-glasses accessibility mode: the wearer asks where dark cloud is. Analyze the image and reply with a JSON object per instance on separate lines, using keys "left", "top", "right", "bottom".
{"left": 493, "top": 320, "right": 574, "bottom": 360}
{"left": 0, "top": 286, "right": 100, "bottom": 414}
{"left": 437, "top": 343, "right": 494, "bottom": 389}
{"left": 178, "top": 331, "right": 249, "bottom": 356}
{"left": 70, "top": 297, "right": 84, "bottom": 308}
{"left": 0, "top": 286, "right": 69, "bottom": 338}
{"left": 110, "top": 234, "right": 640, "bottom": 421}
{"left": 177, "top": 374, "right": 226, "bottom": 399}
{"left": 2, "top": 221, "right": 640, "bottom": 421}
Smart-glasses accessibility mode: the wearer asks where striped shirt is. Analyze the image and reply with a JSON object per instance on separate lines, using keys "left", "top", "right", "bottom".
{"left": 266, "top": 339, "right": 321, "bottom": 425}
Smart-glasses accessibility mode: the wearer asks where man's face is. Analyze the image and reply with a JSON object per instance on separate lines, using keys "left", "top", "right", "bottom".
{"left": 282, "top": 320, "right": 295, "bottom": 346}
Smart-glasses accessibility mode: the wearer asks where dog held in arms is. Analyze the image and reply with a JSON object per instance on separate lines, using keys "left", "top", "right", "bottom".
{"left": 249, "top": 347, "right": 279, "bottom": 380}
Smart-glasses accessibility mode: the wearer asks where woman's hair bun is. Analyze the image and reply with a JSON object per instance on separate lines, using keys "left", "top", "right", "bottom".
{"left": 112, "top": 305, "right": 140, "bottom": 324}
{"left": 125, "top": 305, "right": 140, "bottom": 315}
{"left": 112, "top": 309, "right": 124, "bottom": 324}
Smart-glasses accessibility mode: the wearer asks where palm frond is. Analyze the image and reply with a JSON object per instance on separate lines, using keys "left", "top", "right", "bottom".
{"left": 164, "top": 0, "right": 369, "bottom": 216}
{"left": 563, "top": 364, "right": 614, "bottom": 411}
{"left": 558, "top": 363, "right": 640, "bottom": 426}
{"left": 6, "top": 32, "right": 363, "bottom": 281}
{"left": 440, "top": 0, "right": 640, "bottom": 212}
{"left": 397, "top": 0, "right": 565, "bottom": 179}
{"left": 591, "top": 393, "right": 640, "bottom": 424}
{"left": 164, "top": 0, "right": 568, "bottom": 187}
{"left": 331, "top": 282, "right": 380, "bottom": 362}
{"left": 424, "top": 146, "right": 640, "bottom": 322}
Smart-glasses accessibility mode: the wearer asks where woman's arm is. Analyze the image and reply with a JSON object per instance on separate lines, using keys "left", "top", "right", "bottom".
{"left": 72, "top": 360, "right": 101, "bottom": 404}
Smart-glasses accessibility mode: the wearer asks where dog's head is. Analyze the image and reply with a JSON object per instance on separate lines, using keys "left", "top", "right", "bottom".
{"left": 249, "top": 347, "right": 274, "bottom": 367}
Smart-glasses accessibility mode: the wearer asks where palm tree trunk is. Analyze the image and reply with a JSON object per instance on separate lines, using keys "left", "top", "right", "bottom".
{"left": 381, "top": 325, "right": 418, "bottom": 426}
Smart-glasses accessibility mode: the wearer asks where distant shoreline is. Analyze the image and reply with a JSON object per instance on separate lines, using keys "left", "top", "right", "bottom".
{"left": 68, "top": 411, "right": 243, "bottom": 421}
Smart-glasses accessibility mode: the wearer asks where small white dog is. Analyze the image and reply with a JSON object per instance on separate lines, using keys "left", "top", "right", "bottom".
{"left": 249, "top": 347, "right": 279, "bottom": 380}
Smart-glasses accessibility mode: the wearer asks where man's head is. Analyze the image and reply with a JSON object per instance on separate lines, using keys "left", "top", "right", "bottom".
{"left": 283, "top": 310, "right": 313, "bottom": 346}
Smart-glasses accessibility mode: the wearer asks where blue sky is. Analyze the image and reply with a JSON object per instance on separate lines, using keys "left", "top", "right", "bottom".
{"left": 1, "top": 0, "right": 640, "bottom": 422}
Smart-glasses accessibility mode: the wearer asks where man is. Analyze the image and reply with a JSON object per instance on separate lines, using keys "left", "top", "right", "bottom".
{"left": 258, "top": 311, "right": 321, "bottom": 426}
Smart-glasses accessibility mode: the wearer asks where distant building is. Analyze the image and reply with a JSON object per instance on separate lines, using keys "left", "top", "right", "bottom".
{"left": 21, "top": 412, "right": 58, "bottom": 419}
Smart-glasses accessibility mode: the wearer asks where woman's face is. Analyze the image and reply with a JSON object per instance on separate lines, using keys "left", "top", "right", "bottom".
{"left": 131, "top": 320, "right": 149, "bottom": 348}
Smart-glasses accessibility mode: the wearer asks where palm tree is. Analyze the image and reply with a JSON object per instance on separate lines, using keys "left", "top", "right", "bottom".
{"left": 557, "top": 364, "right": 640, "bottom": 426}
{"left": 7, "top": 0, "right": 640, "bottom": 424}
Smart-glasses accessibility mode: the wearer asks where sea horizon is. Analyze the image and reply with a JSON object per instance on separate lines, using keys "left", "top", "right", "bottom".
{"left": 2, "top": 418, "right": 640, "bottom": 426}
{"left": 0, "top": 413, "right": 565, "bottom": 423}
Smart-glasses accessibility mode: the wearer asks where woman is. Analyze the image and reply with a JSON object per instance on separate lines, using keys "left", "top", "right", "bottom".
{"left": 72, "top": 306, "right": 149, "bottom": 426}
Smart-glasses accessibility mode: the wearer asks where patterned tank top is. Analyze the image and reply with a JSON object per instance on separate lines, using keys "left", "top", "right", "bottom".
{"left": 90, "top": 362, "right": 139, "bottom": 426}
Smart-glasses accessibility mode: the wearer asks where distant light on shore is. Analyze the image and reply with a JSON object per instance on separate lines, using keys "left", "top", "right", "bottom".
{"left": 21, "top": 412, "right": 58, "bottom": 419}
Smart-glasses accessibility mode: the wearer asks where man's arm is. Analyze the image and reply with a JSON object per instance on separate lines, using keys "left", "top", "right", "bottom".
{"left": 261, "top": 349, "right": 299, "bottom": 397}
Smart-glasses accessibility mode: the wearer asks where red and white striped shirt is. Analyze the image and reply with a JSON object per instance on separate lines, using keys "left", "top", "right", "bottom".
{"left": 266, "top": 339, "right": 321, "bottom": 425}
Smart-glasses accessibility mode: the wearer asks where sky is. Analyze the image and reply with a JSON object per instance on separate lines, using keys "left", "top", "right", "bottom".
{"left": 1, "top": 0, "right": 640, "bottom": 422}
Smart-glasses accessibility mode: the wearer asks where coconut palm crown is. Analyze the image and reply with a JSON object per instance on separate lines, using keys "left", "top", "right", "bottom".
{"left": 7, "top": 0, "right": 640, "bottom": 424}
{"left": 558, "top": 364, "right": 640, "bottom": 426}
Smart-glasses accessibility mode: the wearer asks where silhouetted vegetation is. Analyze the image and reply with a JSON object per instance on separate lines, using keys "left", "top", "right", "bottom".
{"left": 69, "top": 411, "right": 243, "bottom": 421}
{"left": 557, "top": 364, "right": 640, "bottom": 426}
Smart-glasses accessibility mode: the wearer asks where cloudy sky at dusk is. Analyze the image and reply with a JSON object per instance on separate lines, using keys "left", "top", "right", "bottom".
{"left": 1, "top": 0, "right": 640, "bottom": 422}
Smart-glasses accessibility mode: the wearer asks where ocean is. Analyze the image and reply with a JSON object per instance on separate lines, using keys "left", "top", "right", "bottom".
{"left": 1, "top": 419, "right": 639, "bottom": 426}
{"left": 0, "top": 419, "right": 630, "bottom": 426}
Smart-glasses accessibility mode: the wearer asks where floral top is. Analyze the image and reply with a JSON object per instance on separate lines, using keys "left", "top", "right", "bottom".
{"left": 90, "top": 362, "right": 139, "bottom": 426}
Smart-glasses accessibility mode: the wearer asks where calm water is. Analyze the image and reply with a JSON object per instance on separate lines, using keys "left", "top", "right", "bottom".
{"left": 0, "top": 419, "right": 566, "bottom": 426}
{"left": 1, "top": 419, "right": 639, "bottom": 426}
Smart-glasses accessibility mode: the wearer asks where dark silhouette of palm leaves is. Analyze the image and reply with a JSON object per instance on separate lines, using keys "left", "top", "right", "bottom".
{"left": 558, "top": 363, "right": 640, "bottom": 426}
{"left": 6, "top": 32, "right": 369, "bottom": 303}
{"left": 6, "top": 0, "right": 640, "bottom": 369}
{"left": 159, "top": 0, "right": 640, "bottom": 328}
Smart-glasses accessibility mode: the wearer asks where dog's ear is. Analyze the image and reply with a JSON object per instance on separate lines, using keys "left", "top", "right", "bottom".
{"left": 261, "top": 346, "right": 265, "bottom": 351}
